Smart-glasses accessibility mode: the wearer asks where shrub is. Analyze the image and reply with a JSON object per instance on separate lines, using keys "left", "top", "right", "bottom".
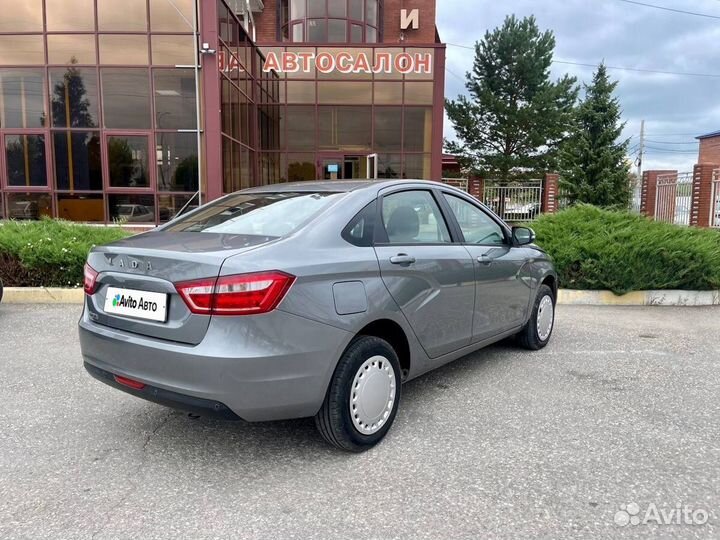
{"left": 531, "top": 205, "right": 720, "bottom": 294}
{"left": 0, "top": 219, "right": 130, "bottom": 287}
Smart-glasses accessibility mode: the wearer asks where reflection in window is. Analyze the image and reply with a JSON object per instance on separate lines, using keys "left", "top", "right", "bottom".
{"left": 47, "top": 35, "right": 97, "bottom": 65}
{"left": 286, "top": 81, "right": 315, "bottom": 103}
{"left": 99, "top": 35, "right": 149, "bottom": 65}
{"left": 57, "top": 194, "right": 104, "bottom": 222}
{"left": 50, "top": 67, "right": 99, "bottom": 128}
{"left": 156, "top": 133, "right": 198, "bottom": 192}
{"left": 318, "top": 81, "right": 372, "bottom": 104}
{"left": 374, "top": 82, "right": 403, "bottom": 105}
{"left": 328, "top": 20, "right": 347, "bottom": 42}
{"left": 98, "top": 0, "right": 148, "bottom": 31}
{"left": 285, "top": 107, "right": 316, "bottom": 151}
{"left": 109, "top": 194, "right": 155, "bottom": 223}
{"left": 443, "top": 194, "right": 505, "bottom": 245}
{"left": 0, "top": 35, "right": 44, "bottom": 65}
{"left": 153, "top": 69, "right": 197, "bottom": 129}
{"left": 150, "top": 0, "right": 194, "bottom": 31}
{"left": 404, "top": 82, "right": 434, "bottom": 105}
{"left": 5, "top": 135, "right": 47, "bottom": 187}
{"left": 319, "top": 106, "right": 371, "bottom": 150}
{"left": 287, "top": 153, "right": 316, "bottom": 181}
{"left": 6, "top": 192, "right": 52, "bottom": 220}
{"left": 46, "top": 0, "right": 94, "bottom": 30}
{"left": 102, "top": 69, "right": 151, "bottom": 128}
{"left": 377, "top": 153, "right": 401, "bottom": 179}
{"left": 0, "top": 0, "right": 42, "bottom": 31}
{"left": 158, "top": 194, "right": 198, "bottom": 222}
{"left": 53, "top": 132, "right": 102, "bottom": 190}
{"left": 403, "top": 154, "right": 431, "bottom": 179}
{"left": 403, "top": 108, "right": 432, "bottom": 152}
{"left": 107, "top": 136, "right": 149, "bottom": 188}
{"left": 307, "top": 19, "right": 327, "bottom": 42}
{"left": 152, "top": 35, "right": 196, "bottom": 65}
{"left": 0, "top": 69, "right": 45, "bottom": 128}
{"left": 374, "top": 107, "right": 402, "bottom": 152}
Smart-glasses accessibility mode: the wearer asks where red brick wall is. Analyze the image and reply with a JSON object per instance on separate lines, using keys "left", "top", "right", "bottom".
{"left": 690, "top": 164, "right": 718, "bottom": 227}
{"left": 254, "top": 0, "right": 439, "bottom": 44}
{"left": 382, "top": 0, "right": 437, "bottom": 43}
{"left": 254, "top": 4, "right": 278, "bottom": 43}
{"left": 640, "top": 170, "right": 676, "bottom": 218}
{"left": 698, "top": 137, "right": 720, "bottom": 165}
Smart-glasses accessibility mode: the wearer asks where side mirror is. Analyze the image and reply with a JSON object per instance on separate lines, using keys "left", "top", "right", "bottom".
{"left": 512, "top": 226, "right": 536, "bottom": 246}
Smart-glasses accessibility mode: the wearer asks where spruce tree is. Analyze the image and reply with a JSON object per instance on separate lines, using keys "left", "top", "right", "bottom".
{"left": 559, "top": 64, "right": 631, "bottom": 208}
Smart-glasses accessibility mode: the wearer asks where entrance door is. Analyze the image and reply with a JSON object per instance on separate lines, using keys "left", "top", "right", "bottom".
{"left": 318, "top": 154, "right": 369, "bottom": 180}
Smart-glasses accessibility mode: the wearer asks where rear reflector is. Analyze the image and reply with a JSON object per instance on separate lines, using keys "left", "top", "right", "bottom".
{"left": 114, "top": 375, "right": 146, "bottom": 390}
{"left": 175, "top": 271, "right": 295, "bottom": 316}
{"left": 83, "top": 263, "right": 99, "bottom": 295}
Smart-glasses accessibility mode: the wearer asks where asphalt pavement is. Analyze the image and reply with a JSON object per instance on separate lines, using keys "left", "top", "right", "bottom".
{"left": 1, "top": 303, "right": 718, "bottom": 539}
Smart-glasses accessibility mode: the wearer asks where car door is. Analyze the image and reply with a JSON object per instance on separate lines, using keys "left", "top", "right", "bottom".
{"left": 440, "top": 192, "right": 532, "bottom": 342}
{"left": 373, "top": 188, "right": 475, "bottom": 359}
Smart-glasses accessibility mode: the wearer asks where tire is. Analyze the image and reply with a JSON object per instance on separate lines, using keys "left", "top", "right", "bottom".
{"left": 517, "top": 284, "right": 555, "bottom": 350}
{"left": 315, "top": 336, "right": 402, "bottom": 452}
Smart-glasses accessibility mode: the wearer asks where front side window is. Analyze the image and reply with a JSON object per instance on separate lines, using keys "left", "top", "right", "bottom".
{"left": 443, "top": 194, "right": 505, "bottom": 246}
{"left": 381, "top": 191, "right": 451, "bottom": 244}
{"left": 165, "top": 192, "right": 344, "bottom": 237}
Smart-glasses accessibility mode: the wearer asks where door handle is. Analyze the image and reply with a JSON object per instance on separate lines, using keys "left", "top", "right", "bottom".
{"left": 390, "top": 254, "right": 416, "bottom": 265}
{"left": 478, "top": 254, "right": 493, "bottom": 265}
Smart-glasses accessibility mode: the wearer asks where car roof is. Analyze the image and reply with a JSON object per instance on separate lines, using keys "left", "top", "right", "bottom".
{"left": 241, "top": 179, "right": 453, "bottom": 194}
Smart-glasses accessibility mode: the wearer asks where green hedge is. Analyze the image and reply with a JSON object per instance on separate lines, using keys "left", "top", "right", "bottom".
{"left": 531, "top": 205, "right": 720, "bottom": 294}
{"left": 0, "top": 219, "right": 130, "bottom": 287}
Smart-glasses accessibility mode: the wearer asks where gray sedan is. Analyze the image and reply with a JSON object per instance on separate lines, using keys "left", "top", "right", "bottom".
{"left": 80, "top": 180, "right": 557, "bottom": 451}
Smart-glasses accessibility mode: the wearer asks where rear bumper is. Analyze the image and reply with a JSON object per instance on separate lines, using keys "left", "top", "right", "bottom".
{"left": 84, "top": 362, "right": 241, "bottom": 420}
{"left": 79, "top": 306, "right": 352, "bottom": 422}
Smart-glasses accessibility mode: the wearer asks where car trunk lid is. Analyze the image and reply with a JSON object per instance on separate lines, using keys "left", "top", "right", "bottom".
{"left": 85, "top": 231, "right": 275, "bottom": 345}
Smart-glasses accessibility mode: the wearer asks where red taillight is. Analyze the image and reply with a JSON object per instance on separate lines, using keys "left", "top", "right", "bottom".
{"left": 83, "top": 263, "right": 99, "bottom": 295}
{"left": 114, "top": 375, "right": 146, "bottom": 390}
{"left": 175, "top": 271, "right": 295, "bottom": 316}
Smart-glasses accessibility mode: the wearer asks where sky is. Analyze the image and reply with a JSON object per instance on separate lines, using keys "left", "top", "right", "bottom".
{"left": 436, "top": 0, "right": 720, "bottom": 173}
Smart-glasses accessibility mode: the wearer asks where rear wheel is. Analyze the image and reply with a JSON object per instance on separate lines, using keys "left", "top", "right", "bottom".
{"left": 517, "top": 284, "right": 555, "bottom": 350}
{"left": 315, "top": 336, "right": 401, "bottom": 452}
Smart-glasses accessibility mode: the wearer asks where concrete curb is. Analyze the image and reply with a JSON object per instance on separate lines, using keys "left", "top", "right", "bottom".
{"left": 2, "top": 287, "right": 720, "bottom": 307}
{"left": 557, "top": 289, "right": 720, "bottom": 306}
{"left": 3, "top": 287, "right": 85, "bottom": 304}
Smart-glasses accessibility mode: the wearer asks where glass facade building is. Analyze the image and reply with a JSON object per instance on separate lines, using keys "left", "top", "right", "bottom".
{"left": 0, "top": 0, "right": 445, "bottom": 223}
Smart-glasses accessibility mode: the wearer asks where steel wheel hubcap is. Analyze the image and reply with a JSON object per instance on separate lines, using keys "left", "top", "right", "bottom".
{"left": 537, "top": 295, "right": 554, "bottom": 341}
{"left": 350, "top": 355, "right": 396, "bottom": 435}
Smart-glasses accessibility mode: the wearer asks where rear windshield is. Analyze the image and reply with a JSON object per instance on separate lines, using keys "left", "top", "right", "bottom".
{"left": 164, "top": 192, "right": 343, "bottom": 236}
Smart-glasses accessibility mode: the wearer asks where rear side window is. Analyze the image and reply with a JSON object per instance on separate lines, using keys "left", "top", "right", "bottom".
{"left": 342, "top": 201, "right": 376, "bottom": 247}
{"left": 164, "top": 192, "right": 343, "bottom": 237}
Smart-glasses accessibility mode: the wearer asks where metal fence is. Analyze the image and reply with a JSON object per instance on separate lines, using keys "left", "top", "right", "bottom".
{"left": 441, "top": 178, "right": 469, "bottom": 192}
{"left": 712, "top": 168, "right": 720, "bottom": 229}
{"left": 483, "top": 181, "right": 543, "bottom": 222}
{"left": 654, "top": 172, "right": 693, "bottom": 226}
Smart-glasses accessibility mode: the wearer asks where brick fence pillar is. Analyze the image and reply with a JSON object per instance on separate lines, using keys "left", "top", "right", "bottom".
{"left": 468, "top": 176, "right": 484, "bottom": 200}
{"left": 640, "top": 170, "right": 675, "bottom": 218}
{"left": 541, "top": 173, "right": 559, "bottom": 214}
{"left": 690, "top": 163, "right": 719, "bottom": 227}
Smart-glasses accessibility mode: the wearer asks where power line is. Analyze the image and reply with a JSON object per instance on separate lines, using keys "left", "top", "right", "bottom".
{"left": 445, "top": 43, "right": 720, "bottom": 79}
{"left": 645, "top": 139, "right": 698, "bottom": 144}
{"left": 445, "top": 67, "right": 465, "bottom": 82}
{"left": 614, "top": 0, "right": 720, "bottom": 20}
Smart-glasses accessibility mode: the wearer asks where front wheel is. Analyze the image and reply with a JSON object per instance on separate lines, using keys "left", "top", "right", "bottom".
{"left": 517, "top": 284, "right": 555, "bottom": 350}
{"left": 315, "top": 336, "right": 401, "bottom": 452}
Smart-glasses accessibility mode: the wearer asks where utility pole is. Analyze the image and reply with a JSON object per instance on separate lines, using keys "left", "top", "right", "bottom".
{"left": 637, "top": 119, "right": 645, "bottom": 180}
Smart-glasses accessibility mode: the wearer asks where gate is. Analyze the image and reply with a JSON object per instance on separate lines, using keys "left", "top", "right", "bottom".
{"left": 655, "top": 172, "right": 692, "bottom": 226}
{"left": 483, "top": 180, "right": 543, "bottom": 222}
{"left": 712, "top": 168, "right": 720, "bottom": 228}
